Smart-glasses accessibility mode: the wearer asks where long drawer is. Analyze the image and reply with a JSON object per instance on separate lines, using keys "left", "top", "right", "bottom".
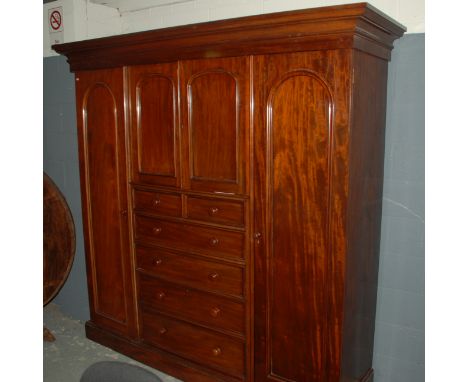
{"left": 135, "top": 246, "right": 244, "bottom": 297}
{"left": 140, "top": 308, "right": 245, "bottom": 378}
{"left": 134, "top": 215, "right": 244, "bottom": 259}
{"left": 138, "top": 273, "right": 245, "bottom": 334}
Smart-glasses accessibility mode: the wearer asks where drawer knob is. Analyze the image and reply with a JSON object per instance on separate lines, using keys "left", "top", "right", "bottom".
{"left": 159, "top": 327, "right": 167, "bottom": 335}
{"left": 153, "top": 258, "right": 163, "bottom": 266}
{"left": 210, "top": 307, "right": 221, "bottom": 317}
{"left": 153, "top": 198, "right": 161, "bottom": 206}
{"left": 153, "top": 227, "right": 162, "bottom": 235}
{"left": 212, "top": 347, "right": 222, "bottom": 357}
{"left": 209, "top": 207, "right": 219, "bottom": 216}
{"left": 209, "top": 272, "right": 219, "bottom": 281}
{"left": 209, "top": 237, "right": 219, "bottom": 246}
{"left": 157, "top": 292, "right": 166, "bottom": 300}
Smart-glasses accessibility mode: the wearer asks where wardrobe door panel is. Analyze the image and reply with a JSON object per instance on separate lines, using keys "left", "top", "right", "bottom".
{"left": 180, "top": 57, "right": 249, "bottom": 195}
{"left": 129, "top": 63, "right": 180, "bottom": 187}
{"left": 75, "top": 69, "right": 135, "bottom": 336}
{"left": 253, "top": 52, "right": 339, "bottom": 382}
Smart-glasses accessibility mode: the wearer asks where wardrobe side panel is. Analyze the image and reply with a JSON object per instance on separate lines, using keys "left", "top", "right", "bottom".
{"left": 340, "top": 51, "right": 390, "bottom": 381}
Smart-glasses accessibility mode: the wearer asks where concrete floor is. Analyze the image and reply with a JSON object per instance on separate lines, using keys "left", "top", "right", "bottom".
{"left": 43, "top": 303, "right": 182, "bottom": 382}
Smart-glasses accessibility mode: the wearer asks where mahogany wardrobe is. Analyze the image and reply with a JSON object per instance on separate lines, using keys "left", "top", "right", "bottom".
{"left": 54, "top": 3, "right": 405, "bottom": 381}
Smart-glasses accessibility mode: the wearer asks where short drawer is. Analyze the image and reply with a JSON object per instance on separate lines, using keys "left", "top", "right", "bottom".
{"left": 138, "top": 274, "right": 245, "bottom": 334}
{"left": 133, "top": 189, "right": 181, "bottom": 217}
{"left": 187, "top": 196, "right": 244, "bottom": 227}
{"left": 135, "top": 215, "right": 244, "bottom": 259}
{"left": 136, "top": 246, "right": 244, "bottom": 297}
{"left": 140, "top": 309, "right": 245, "bottom": 378}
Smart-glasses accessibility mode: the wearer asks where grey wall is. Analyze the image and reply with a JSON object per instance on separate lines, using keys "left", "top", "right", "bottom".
{"left": 43, "top": 33, "right": 424, "bottom": 382}
{"left": 43, "top": 57, "right": 89, "bottom": 320}
{"left": 373, "top": 33, "right": 425, "bottom": 382}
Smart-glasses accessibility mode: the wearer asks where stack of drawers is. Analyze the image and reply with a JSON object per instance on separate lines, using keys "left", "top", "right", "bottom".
{"left": 132, "top": 187, "right": 247, "bottom": 380}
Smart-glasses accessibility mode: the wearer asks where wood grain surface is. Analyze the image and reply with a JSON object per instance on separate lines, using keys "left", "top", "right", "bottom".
{"left": 55, "top": 3, "right": 405, "bottom": 381}
{"left": 53, "top": 3, "right": 405, "bottom": 71}
{"left": 43, "top": 172, "right": 76, "bottom": 306}
{"left": 135, "top": 245, "right": 245, "bottom": 297}
{"left": 75, "top": 69, "right": 137, "bottom": 337}
{"left": 180, "top": 57, "right": 249, "bottom": 195}
{"left": 253, "top": 50, "right": 350, "bottom": 382}
{"left": 128, "top": 63, "right": 180, "bottom": 187}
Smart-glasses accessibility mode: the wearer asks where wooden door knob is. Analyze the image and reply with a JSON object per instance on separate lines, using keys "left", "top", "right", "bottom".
{"left": 159, "top": 327, "right": 167, "bottom": 335}
{"left": 153, "top": 227, "right": 162, "bottom": 235}
{"left": 152, "top": 198, "right": 161, "bottom": 206}
{"left": 212, "top": 347, "right": 222, "bottom": 356}
{"left": 209, "top": 207, "right": 219, "bottom": 216}
{"left": 209, "top": 238, "right": 219, "bottom": 246}
{"left": 209, "top": 272, "right": 219, "bottom": 281}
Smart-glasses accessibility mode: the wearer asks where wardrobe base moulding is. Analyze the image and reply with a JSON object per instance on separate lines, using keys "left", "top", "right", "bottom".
{"left": 87, "top": 321, "right": 375, "bottom": 382}
{"left": 360, "top": 369, "right": 374, "bottom": 382}
{"left": 85, "top": 322, "right": 242, "bottom": 382}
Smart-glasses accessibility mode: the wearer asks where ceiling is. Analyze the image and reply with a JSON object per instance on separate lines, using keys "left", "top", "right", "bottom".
{"left": 43, "top": 1, "right": 193, "bottom": 13}
{"left": 90, "top": 0, "right": 193, "bottom": 13}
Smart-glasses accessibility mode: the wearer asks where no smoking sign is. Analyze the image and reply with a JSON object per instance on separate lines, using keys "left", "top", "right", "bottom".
{"left": 48, "top": 7, "right": 63, "bottom": 32}
{"left": 50, "top": 10, "right": 62, "bottom": 31}
{"left": 48, "top": 6, "right": 64, "bottom": 45}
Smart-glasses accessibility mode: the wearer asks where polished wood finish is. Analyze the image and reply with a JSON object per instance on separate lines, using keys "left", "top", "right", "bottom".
{"left": 138, "top": 273, "right": 245, "bottom": 334}
{"left": 140, "top": 309, "right": 245, "bottom": 378}
{"left": 133, "top": 189, "right": 182, "bottom": 217}
{"left": 339, "top": 50, "right": 390, "bottom": 382}
{"left": 43, "top": 172, "right": 76, "bottom": 306}
{"left": 75, "top": 69, "right": 136, "bottom": 337}
{"left": 128, "top": 63, "right": 180, "bottom": 187}
{"left": 253, "top": 51, "right": 339, "bottom": 382}
{"left": 135, "top": 246, "right": 244, "bottom": 297}
{"left": 187, "top": 196, "right": 245, "bottom": 227}
{"left": 86, "top": 321, "right": 242, "bottom": 382}
{"left": 53, "top": 3, "right": 404, "bottom": 71}
{"left": 43, "top": 172, "right": 76, "bottom": 343}
{"left": 55, "top": 3, "right": 404, "bottom": 381}
{"left": 135, "top": 215, "right": 245, "bottom": 259}
{"left": 180, "top": 57, "right": 249, "bottom": 195}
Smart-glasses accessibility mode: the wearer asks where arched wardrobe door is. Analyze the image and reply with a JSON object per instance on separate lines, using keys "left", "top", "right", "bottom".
{"left": 180, "top": 57, "right": 250, "bottom": 196}
{"left": 253, "top": 51, "right": 348, "bottom": 382}
{"left": 128, "top": 63, "right": 180, "bottom": 188}
{"left": 75, "top": 69, "right": 136, "bottom": 339}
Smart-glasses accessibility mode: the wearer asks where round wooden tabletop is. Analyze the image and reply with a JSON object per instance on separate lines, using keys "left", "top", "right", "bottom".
{"left": 43, "top": 172, "right": 76, "bottom": 306}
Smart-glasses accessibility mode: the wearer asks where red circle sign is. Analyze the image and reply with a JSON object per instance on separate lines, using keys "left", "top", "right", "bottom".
{"left": 50, "top": 10, "right": 62, "bottom": 31}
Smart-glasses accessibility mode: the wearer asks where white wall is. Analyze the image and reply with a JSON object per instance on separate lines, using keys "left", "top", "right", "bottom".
{"left": 43, "top": 0, "right": 120, "bottom": 56}
{"left": 44, "top": 0, "right": 424, "bottom": 57}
